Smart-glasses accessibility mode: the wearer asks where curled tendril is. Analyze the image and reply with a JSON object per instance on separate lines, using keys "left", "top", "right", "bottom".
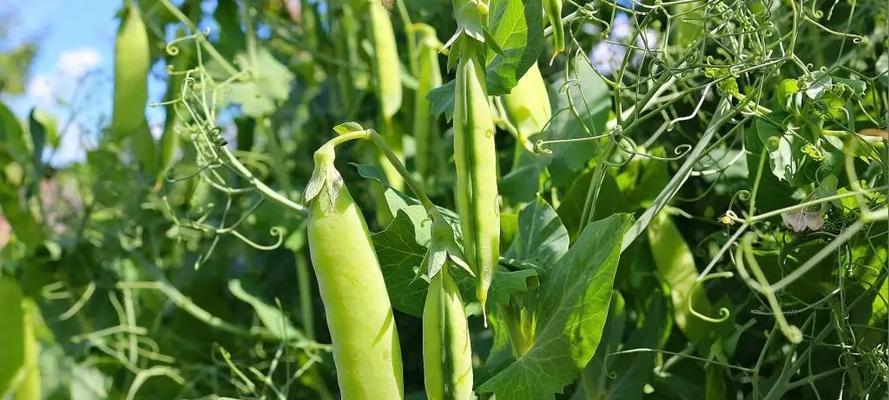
{"left": 728, "top": 190, "right": 751, "bottom": 212}
{"left": 688, "top": 271, "right": 733, "bottom": 323}
{"left": 231, "top": 227, "right": 285, "bottom": 251}
{"left": 165, "top": 32, "right": 202, "bottom": 56}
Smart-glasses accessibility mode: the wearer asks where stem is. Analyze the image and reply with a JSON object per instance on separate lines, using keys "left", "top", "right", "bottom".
{"left": 158, "top": 0, "right": 240, "bottom": 77}
{"left": 321, "top": 129, "right": 441, "bottom": 219}
{"left": 295, "top": 252, "right": 315, "bottom": 340}
{"left": 221, "top": 147, "right": 307, "bottom": 214}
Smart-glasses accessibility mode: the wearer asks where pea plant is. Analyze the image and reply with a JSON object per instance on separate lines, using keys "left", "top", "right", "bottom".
{"left": 0, "top": 0, "right": 886, "bottom": 399}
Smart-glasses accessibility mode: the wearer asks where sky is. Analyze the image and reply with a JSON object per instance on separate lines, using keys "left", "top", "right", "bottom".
{"left": 0, "top": 0, "right": 171, "bottom": 165}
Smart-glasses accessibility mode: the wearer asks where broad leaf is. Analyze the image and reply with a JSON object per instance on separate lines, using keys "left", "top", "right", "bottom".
{"left": 228, "top": 279, "right": 306, "bottom": 341}
{"left": 373, "top": 210, "right": 429, "bottom": 317}
{"left": 478, "top": 214, "right": 632, "bottom": 399}
{"left": 485, "top": 0, "right": 544, "bottom": 95}
{"left": 505, "top": 197, "right": 569, "bottom": 270}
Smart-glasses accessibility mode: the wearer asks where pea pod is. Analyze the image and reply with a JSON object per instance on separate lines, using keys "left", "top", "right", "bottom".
{"left": 453, "top": 41, "right": 499, "bottom": 312}
{"left": 543, "top": 0, "right": 565, "bottom": 54}
{"left": 368, "top": 0, "right": 402, "bottom": 121}
{"left": 501, "top": 62, "right": 551, "bottom": 161}
{"left": 111, "top": 0, "right": 156, "bottom": 174}
{"left": 0, "top": 278, "right": 39, "bottom": 400}
{"left": 412, "top": 24, "right": 444, "bottom": 179}
{"left": 306, "top": 148, "right": 403, "bottom": 399}
{"left": 423, "top": 268, "right": 474, "bottom": 400}
{"left": 17, "top": 302, "right": 40, "bottom": 400}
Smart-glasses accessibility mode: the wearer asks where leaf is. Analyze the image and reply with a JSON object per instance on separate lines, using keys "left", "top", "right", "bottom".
{"left": 603, "top": 291, "right": 670, "bottom": 400}
{"left": 228, "top": 279, "right": 305, "bottom": 341}
{"left": 572, "top": 291, "right": 625, "bottom": 399}
{"left": 505, "top": 197, "right": 569, "bottom": 270}
{"left": 0, "top": 277, "right": 25, "bottom": 396}
{"left": 500, "top": 152, "right": 550, "bottom": 203}
{"left": 28, "top": 109, "right": 46, "bottom": 180}
{"left": 0, "top": 101, "right": 31, "bottom": 167}
{"left": 70, "top": 364, "right": 110, "bottom": 400}
{"left": 488, "top": 268, "right": 539, "bottom": 306}
{"left": 373, "top": 210, "right": 429, "bottom": 317}
{"left": 485, "top": 0, "right": 545, "bottom": 95}
{"left": 224, "top": 48, "right": 295, "bottom": 117}
{"left": 427, "top": 79, "right": 457, "bottom": 121}
{"left": 478, "top": 214, "right": 632, "bottom": 399}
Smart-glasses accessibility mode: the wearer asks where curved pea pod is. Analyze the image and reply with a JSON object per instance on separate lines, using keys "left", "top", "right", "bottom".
{"left": 543, "top": 0, "right": 565, "bottom": 54}
{"left": 112, "top": 1, "right": 156, "bottom": 173}
{"left": 412, "top": 23, "right": 444, "bottom": 178}
{"left": 423, "top": 268, "right": 474, "bottom": 400}
{"left": 454, "top": 43, "right": 499, "bottom": 313}
{"left": 305, "top": 149, "right": 404, "bottom": 400}
{"left": 368, "top": 0, "right": 402, "bottom": 121}
{"left": 501, "top": 62, "right": 551, "bottom": 151}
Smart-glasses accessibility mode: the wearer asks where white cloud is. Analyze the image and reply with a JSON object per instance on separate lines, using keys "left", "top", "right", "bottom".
{"left": 57, "top": 47, "right": 102, "bottom": 79}
{"left": 26, "top": 74, "right": 55, "bottom": 108}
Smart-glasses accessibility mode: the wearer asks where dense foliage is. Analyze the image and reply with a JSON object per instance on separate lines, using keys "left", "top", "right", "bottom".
{"left": 1, "top": 0, "right": 887, "bottom": 399}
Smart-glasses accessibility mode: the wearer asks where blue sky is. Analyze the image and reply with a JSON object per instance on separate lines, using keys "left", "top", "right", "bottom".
{"left": 1, "top": 0, "right": 173, "bottom": 165}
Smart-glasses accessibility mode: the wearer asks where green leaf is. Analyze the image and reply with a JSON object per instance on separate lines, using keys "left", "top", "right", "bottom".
{"left": 372, "top": 210, "right": 429, "bottom": 317}
{"left": 0, "top": 102, "right": 31, "bottom": 167}
{"left": 28, "top": 109, "right": 46, "bottom": 180}
{"left": 0, "top": 277, "right": 25, "bottom": 396}
{"left": 602, "top": 291, "right": 670, "bottom": 400}
{"left": 478, "top": 214, "right": 632, "bottom": 399}
{"left": 69, "top": 364, "right": 110, "bottom": 400}
{"left": 571, "top": 291, "right": 625, "bottom": 399}
{"left": 485, "top": 0, "right": 544, "bottom": 95}
{"left": 505, "top": 197, "right": 569, "bottom": 270}
{"left": 228, "top": 279, "right": 306, "bottom": 341}
{"left": 488, "top": 268, "right": 539, "bottom": 306}
{"left": 427, "top": 79, "right": 456, "bottom": 121}
{"left": 224, "top": 48, "right": 295, "bottom": 117}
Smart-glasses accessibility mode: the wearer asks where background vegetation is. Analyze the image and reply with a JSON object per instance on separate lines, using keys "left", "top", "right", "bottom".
{"left": 0, "top": 0, "right": 887, "bottom": 399}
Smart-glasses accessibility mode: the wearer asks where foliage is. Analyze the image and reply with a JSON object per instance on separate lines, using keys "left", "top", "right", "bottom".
{"left": 0, "top": 0, "right": 887, "bottom": 399}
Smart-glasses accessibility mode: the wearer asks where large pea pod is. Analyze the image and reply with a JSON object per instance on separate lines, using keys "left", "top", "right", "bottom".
{"left": 543, "top": 0, "right": 565, "bottom": 54}
{"left": 412, "top": 24, "right": 443, "bottom": 178}
{"left": 306, "top": 159, "right": 403, "bottom": 399}
{"left": 17, "top": 302, "right": 40, "bottom": 400}
{"left": 111, "top": 0, "right": 156, "bottom": 174}
{"left": 453, "top": 42, "right": 499, "bottom": 311}
{"left": 501, "top": 62, "right": 551, "bottom": 152}
{"left": 0, "top": 278, "right": 39, "bottom": 400}
{"left": 423, "top": 268, "right": 474, "bottom": 400}
{"left": 368, "top": 0, "right": 402, "bottom": 121}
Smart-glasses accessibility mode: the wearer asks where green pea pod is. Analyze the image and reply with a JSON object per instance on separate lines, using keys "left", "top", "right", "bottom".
{"left": 543, "top": 0, "right": 565, "bottom": 54}
{"left": 501, "top": 62, "right": 551, "bottom": 151}
{"left": 112, "top": 1, "right": 156, "bottom": 174}
{"left": 17, "top": 302, "right": 40, "bottom": 400}
{"left": 0, "top": 279, "right": 39, "bottom": 400}
{"left": 454, "top": 41, "right": 499, "bottom": 313}
{"left": 306, "top": 150, "right": 403, "bottom": 399}
{"left": 423, "top": 268, "right": 474, "bottom": 400}
{"left": 412, "top": 24, "right": 444, "bottom": 179}
{"left": 369, "top": 0, "right": 402, "bottom": 121}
